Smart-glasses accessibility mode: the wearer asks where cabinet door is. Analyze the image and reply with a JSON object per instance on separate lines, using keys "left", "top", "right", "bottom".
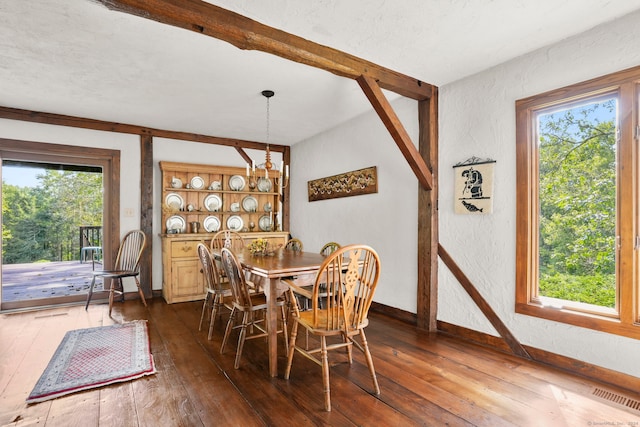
{"left": 171, "top": 259, "right": 205, "bottom": 303}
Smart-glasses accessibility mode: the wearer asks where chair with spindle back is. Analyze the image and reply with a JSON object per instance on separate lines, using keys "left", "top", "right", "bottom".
{"left": 198, "top": 243, "right": 232, "bottom": 340}
{"left": 290, "top": 241, "right": 340, "bottom": 312}
{"left": 284, "top": 238, "right": 304, "bottom": 252}
{"left": 210, "top": 230, "right": 246, "bottom": 281}
{"left": 320, "top": 241, "right": 341, "bottom": 256}
{"left": 285, "top": 244, "right": 381, "bottom": 411}
{"left": 85, "top": 229, "right": 147, "bottom": 316}
{"left": 210, "top": 230, "right": 245, "bottom": 252}
{"left": 219, "top": 247, "right": 289, "bottom": 369}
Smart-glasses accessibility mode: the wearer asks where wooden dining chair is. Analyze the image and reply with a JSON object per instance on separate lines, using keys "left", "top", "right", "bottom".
{"left": 219, "top": 247, "right": 289, "bottom": 369}
{"left": 285, "top": 244, "right": 381, "bottom": 411}
{"left": 285, "top": 238, "right": 304, "bottom": 252}
{"left": 198, "top": 243, "right": 232, "bottom": 340}
{"left": 210, "top": 230, "right": 245, "bottom": 252}
{"left": 292, "top": 241, "right": 341, "bottom": 312}
{"left": 210, "top": 229, "right": 248, "bottom": 281}
{"left": 85, "top": 229, "right": 147, "bottom": 316}
{"left": 320, "top": 241, "right": 341, "bottom": 256}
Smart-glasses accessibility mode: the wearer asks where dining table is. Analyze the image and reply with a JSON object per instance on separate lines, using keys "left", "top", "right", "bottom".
{"left": 224, "top": 247, "right": 329, "bottom": 377}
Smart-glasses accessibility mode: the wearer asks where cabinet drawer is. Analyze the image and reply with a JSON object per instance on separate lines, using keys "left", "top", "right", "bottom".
{"left": 171, "top": 240, "right": 199, "bottom": 258}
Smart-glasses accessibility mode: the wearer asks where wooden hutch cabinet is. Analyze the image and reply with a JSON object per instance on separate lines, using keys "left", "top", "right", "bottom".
{"left": 159, "top": 161, "right": 289, "bottom": 304}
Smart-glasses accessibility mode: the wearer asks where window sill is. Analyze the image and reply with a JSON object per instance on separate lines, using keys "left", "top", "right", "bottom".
{"left": 515, "top": 301, "right": 640, "bottom": 340}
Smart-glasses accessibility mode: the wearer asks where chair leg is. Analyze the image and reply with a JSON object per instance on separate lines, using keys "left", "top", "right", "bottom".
{"left": 343, "top": 332, "right": 353, "bottom": 364}
{"left": 284, "top": 319, "right": 299, "bottom": 380}
{"left": 108, "top": 279, "right": 116, "bottom": 316}
{"left": 85, "top": 276, "right": 97, "bottom": 310}
{"left": 208, "top": 294, "right": 221, "bottom": 340}
{"left": 135, "top": 277, "right": 147, "bottom": 307}
{"left": 359, "top": 329, "right": 380, "bottom": 395}
{"left": 199, "top": 292, "right": 211, "bottom": 332}
{"left": 234, "top": 312, "right": 249, "bottom": 369}
{"left": 321, "top": 336, "right": 331, "bottom": 411}
{"left": 280, "top": 303, "right": 289, "bottom": 352}
{"left": 221, "top": 307, "right": 236, "bottom": 354}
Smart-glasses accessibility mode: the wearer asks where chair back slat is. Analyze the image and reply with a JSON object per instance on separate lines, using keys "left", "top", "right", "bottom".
{"left": 310, "top": 244, "right": 380, "bottom": 332}
{"left": 114, "top": 230, "right": 146, "bottom": 272}
{"left": 220, "top": 247, "right": 254, "bottom": 309}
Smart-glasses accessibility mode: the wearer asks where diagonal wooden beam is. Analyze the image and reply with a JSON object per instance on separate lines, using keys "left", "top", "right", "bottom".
{"left": 234, "top": 147, "right": 252, "bottom": 164}
{"left": 438, "top": 244, "right": 532, "bottom": 359}
{"left": 357, "top": 74, "right": 433, "bottom": 191}
{"left": 95, "top": 0, "right": 433, "bottom": 100}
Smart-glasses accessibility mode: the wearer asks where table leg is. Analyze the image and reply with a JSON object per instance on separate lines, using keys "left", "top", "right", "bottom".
{"left": 266, "top": 277, "right": 279, "bottom": 377}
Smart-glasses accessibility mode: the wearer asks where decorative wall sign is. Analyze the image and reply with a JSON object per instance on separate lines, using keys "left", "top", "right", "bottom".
{"left": 308, "top": 166, "right": 378, "bottom": 202}
{"left": 453, "top": 156, "right": 496, "bottom": 214}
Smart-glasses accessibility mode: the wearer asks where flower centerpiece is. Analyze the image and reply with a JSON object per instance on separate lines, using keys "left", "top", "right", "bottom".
{"left": 247, "top": 238, "right": 273, "bottom": 256}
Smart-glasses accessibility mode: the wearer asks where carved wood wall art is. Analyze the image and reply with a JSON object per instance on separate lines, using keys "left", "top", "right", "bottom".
{"left": 307, "top": 166, "right": 378, "bottom": 202}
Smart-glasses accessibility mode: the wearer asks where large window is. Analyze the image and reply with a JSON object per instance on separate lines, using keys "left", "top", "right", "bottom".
{"left": 515, "top": 66, "right": 640, "bottom": 339}
{"left": 0, "top": 138, "right": 120, "bottom": 311}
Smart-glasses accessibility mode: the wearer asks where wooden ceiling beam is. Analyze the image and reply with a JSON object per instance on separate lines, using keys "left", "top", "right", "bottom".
{"left": 357, "top": 75, "right": 433, "bottom": 191}
{"left": 0, "top": 106, "right": 285, "bottom": 152}
{"left": 96, "top": 0, "right": 434, "bottom": 101}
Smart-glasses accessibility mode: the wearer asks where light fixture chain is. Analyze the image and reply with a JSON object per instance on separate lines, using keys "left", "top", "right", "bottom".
{"left": 266, "top": 95, "right": 270, "bottom": 145}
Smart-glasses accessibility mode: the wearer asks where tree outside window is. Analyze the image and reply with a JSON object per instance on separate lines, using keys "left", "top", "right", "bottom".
{"left": 537, "top": 98, "right": 617, "bottom": 309}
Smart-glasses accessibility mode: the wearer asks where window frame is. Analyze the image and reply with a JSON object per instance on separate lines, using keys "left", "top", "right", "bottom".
{"left": 0, "top": 138, "right": 121, "bottom": 312}
{"left": 515, "top": 66, "right": 640, "bottom": 339}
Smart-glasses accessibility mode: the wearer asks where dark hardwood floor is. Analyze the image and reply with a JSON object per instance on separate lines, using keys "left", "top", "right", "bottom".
{"left": 1, "top": 298, "right": 639, "bottom": 426}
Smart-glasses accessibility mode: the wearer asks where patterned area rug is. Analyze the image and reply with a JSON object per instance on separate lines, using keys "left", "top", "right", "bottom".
{"left": 27, "top": 320, "right": 156, "bottom": 404}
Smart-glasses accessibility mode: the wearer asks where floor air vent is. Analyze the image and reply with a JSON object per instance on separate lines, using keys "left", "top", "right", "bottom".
{"left": 34, "top": 312, "right": 69, "bottom": 319}
{"left": 593, "top": 387, "right": 640, "bottom": 412}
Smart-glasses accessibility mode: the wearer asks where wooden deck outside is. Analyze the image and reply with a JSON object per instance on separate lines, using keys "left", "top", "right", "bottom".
{"left": 1, "top": 299, "right": 639, "bottom": 426}
{"left": 1, "top": 261, "right": 99, "bottom": 303}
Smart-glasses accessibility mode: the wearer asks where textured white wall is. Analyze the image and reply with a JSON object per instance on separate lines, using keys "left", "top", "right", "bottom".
{"left": 438, "top": 10, "right": 640, "bottom": 377}
{"left": 290, "top": 97, "right": 419, "bottom": 313}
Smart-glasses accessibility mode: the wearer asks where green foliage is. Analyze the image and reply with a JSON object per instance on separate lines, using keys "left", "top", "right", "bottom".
{"left": 537, "top": 99, "right": 617, "bottom": 307}
{"left": 2, "top": 169, "right": 102, "bottom": 264}
{"left": 539, "top": 273, "right": 615, "bottom": 308}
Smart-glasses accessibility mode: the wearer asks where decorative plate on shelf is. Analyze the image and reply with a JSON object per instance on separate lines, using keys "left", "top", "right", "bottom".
{"left": 229, "top": 175, "right": 246, "bottom": 191}
{"left": 242, "top": 196, "right": 258, "bottom": 212}
{"left": 257, "top": 177, "right": 272, "bottom": 192}
{"left": 230, "top": 202, "right": 241, "bottom": 212}
{"left": 170, "top": 177, "right": 183, "bottom": 189}
{"left": 166, "top": 215, "right": 186, "bottom": 233}
{"left": 258, "top": 215, "right": 272, "bottom": 232}
{"left": 204, "top": 194, "right": 222, "bottom": 212}
{"left": 209, "top": 180, "right": 222, "bottom": 190}
{"left": 190, "top": 176, "right": 205, "bottom": 190}
{"left": 227, "top": 215, "right": 244, "bottom": 231}
{"left": 164, "top": 193, "right": 184, "bottom": 210}
{"left": 263, "top": 202, "right": 272, "bottom": 212}
{"left": 203, "top": 216, "right": 221, "bottom": 232}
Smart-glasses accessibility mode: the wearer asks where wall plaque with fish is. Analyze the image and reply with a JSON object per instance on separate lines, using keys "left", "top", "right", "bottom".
{"left": 453, "top": 156, "right": 495, "bottom": 214}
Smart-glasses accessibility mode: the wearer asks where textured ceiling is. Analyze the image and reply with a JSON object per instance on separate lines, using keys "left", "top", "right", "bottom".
{"left": 1, "top": 0, "right": 640, "bottom": 145}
